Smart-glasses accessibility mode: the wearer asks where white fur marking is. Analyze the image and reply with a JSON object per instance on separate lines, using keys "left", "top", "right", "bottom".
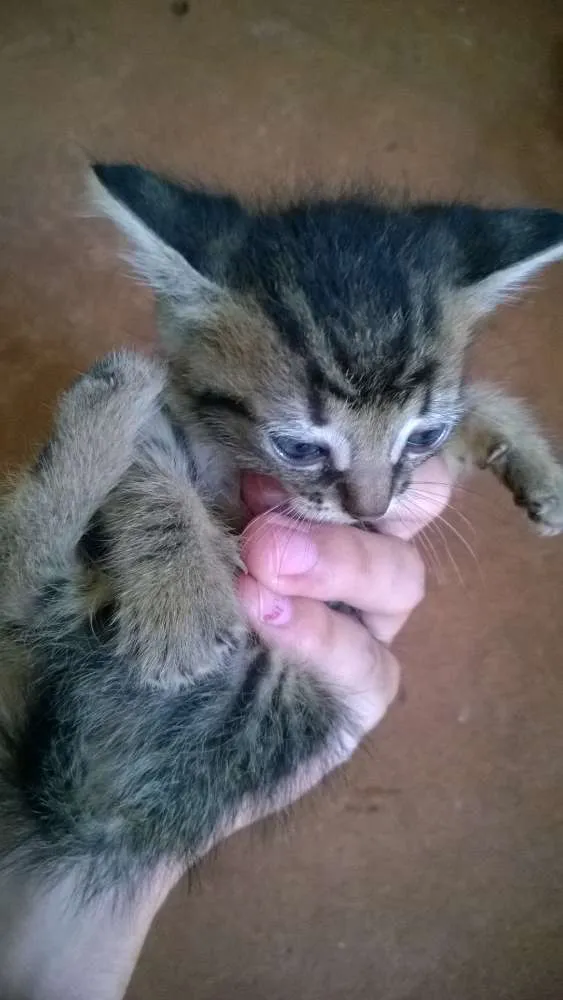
{"left": 467, "top": 240, "right": 563, "bottom": 316}
{"left": 265, "top": 418, "right": 351, "bottom": 471}
{"left": 87, "top": 171, "right": 220, "bottom": 308}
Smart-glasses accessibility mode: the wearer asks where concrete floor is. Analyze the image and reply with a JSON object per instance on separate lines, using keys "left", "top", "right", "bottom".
{"left": 1, "top": 1, "right": 563, "bottom": 997}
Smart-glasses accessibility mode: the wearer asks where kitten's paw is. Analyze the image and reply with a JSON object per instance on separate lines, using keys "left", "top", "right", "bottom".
{"left": 65, "top": 351, "right": 165, "bottom": 425}
{"left": 213, "top": 619, "right": 249, "bottom": 663}
{"left": 487, "top": 444, "right": 563, "bottom": 536}
{"left": 520, "top": 472, "right": 563, "bottom": 537}
{"left": 29, "top": 351, "right": 168, "bottom": 500}
{"left": 117, "top": 534, "right": 248, "bottom": 690}
{"left": 120, "top": 601, "right": 247, "bottom": 691}
{"left": 50, "top": 351, "right": 166, "bottom": 481}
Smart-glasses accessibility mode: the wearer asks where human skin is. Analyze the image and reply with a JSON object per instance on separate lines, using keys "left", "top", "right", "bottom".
{"left": 0, "top": 458, "right": 451, "bottom": 1000}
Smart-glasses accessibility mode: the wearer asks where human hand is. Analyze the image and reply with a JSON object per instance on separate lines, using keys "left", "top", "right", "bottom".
{"left": 238, "top": 457, "right": 452, "bottom": 726}
{"left": 0, "top": 459, "right": 451, "bottom": 1000}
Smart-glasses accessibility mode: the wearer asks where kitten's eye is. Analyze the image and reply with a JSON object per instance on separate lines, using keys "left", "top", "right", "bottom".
{"left": 270, "top": 434, "right": 328, "bottom": 465}
{"left": 405, "top": 422, "right": 450, "bottom": 454}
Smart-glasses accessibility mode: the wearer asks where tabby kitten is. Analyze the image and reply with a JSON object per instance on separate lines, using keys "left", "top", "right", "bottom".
{"left": 1, "top": 164, "right": 562, "bottom": 915}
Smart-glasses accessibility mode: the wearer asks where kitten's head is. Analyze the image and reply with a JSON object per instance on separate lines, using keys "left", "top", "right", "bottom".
{"left": 91, "top": 164, "right": 563, "bottom": 523}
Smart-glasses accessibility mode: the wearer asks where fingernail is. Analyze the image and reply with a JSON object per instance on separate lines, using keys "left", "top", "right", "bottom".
{"left": 271, "top": 528, "right": 318, "bottom": 576}
{"left": 257, "top": 584, "right": 293, "bottom": 625}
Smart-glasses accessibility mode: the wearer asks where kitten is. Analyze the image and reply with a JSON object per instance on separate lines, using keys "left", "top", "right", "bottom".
{"left": 87, "top": 165, "right": 563, "bottom": 689}
{"left": 0, "top": 164, "right": 562, "bottom": 918}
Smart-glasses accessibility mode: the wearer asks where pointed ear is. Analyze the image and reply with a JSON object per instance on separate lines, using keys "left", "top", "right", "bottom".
{"left": 88, "top": 163, "right": 246, "bottom": 317}
{"left": 444, "top": 205, "right": 563, "bottom": 320}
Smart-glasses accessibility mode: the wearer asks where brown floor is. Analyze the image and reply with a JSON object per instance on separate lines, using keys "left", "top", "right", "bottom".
{"left": 1, "top": 1, "right": 563, "bottom": 997}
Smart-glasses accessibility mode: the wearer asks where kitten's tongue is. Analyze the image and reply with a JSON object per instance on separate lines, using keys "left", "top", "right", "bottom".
{"left": 240, "top": 472, "right": 289, "bottom": 518}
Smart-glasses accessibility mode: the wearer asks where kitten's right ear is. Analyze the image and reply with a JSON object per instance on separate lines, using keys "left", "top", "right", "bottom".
{"left": 88, "top": 163, "right": 245, "bottom": 321}
{"left": 439, "top": 205, "right": 563, "bottom": 320}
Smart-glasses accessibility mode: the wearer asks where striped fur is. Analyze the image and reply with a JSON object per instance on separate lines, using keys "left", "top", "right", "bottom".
{"left": 1, "top": 169, "right": 563, "bottom": 917}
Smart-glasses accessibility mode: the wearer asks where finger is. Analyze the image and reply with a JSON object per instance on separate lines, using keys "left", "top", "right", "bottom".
{"left": 377, "top": 456, "right": 452, "bottom": 540}
{"left": 237, "top": 576, "right": 401, "bottom": 731}
{"left": 241, "top": 517, "right": 425, "bottom": 625}
{"left": 240, "top": 458, "right": 451, "bottom": 643}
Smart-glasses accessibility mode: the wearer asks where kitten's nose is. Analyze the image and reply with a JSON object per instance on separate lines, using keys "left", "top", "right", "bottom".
{"left": 358, "top": 498, "right": 392, "bottom": 521}
{"left": 337, "top": 476, "right": 392, "bottom": 521}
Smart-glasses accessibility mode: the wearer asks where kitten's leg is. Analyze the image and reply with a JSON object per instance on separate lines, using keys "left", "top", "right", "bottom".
{"left": 101, "top": 412, "right": 245, "bottom": 689}
{"left": 0, "top": 542, "right": 399, "bottom": 1000}
{"left": 218, "top": 652, "right": 400, "bottom": 844}
{"left": 444, "top": 381, "right": 563, "bottom": 536}
{"left": 0, "top": 619, "right": 396, "bottom": 1000}
{"left": 0, "top": 352, "right": 165, "bottom": 625}
{"left": 0, "top": 643, "right": 394, "bottom": 1000}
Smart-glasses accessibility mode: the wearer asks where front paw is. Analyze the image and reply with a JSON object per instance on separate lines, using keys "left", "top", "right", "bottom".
{"left": 119, "top": 608, "right": 248, "bottom": 690}
{"left": 487, "top": 444, "right": 563, "bottom": 536}
{"left": 58, "top": 351, "right": 165, "bottom": 441}
{"left": 116, "top": 563, "right": 248, "bottom": 690}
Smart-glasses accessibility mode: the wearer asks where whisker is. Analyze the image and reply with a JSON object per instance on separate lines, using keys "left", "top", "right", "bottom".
{"left": 401, "top": 495, "right": 467, "bottom": 586}
{"left": 418, "top": 527, "right": 445, "bottom": 582}
{"left": 393, "top": 494, "right": 438, "bottom": 569}
{"left": 413, "top": 523, "right": 444, "bottom": 581}
{"left": 427, "top": 518, "right": 466, "bottom": 587}
{"left": 395, "top": 496, "right": 447, "bottom": 583}
{"left": 414, "top": 494, "right": 485, "bottom": 588}
{"left": 275, "top": 504, "right": 311, "bottom": 585}
{"left": 414, "top": 479, "right": 497, "bottom": 503}
{"left": 408, "top": 489, "right": 478, "bottom": 539}
{"left": 240, "top": 499, "right": 294, "bottom": 547}
{"left": 432, "top": 510, "right": 480, "bottom": 570}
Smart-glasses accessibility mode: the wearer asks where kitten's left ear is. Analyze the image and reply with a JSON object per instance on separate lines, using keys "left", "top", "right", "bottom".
{"left": 428, "top": 204, "right": 563, "bottom": 320}
{"left": 88, "top": 163, "right": 247, "bottom": 322}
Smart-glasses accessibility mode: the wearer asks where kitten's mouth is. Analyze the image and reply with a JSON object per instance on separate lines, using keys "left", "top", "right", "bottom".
{"left": 239, "top": 471, "right": 387, "bottom": 531}
{"left": 361, "top": 520, "right": 381, "bottom": 533}
{"left": 239, "top": 471, "right": 289, "bottom": 525}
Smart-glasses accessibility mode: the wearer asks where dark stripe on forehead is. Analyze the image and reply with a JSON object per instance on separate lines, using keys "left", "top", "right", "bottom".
{"left": 305, "top": 358, "right": 357, "bottom": 424}
{"left": 305, "top": 366, "right": 326, "bottom": 425}
{"left": 358, "top": 356, "right": 438, "bottom": 406}
{"left": 306, "top": 358, "right": 355, "bottom": 405}
{"left": 194, "top": 391, "right": 254, "bottom": 420}
{"left": 422, "top": 292, "right": 439, "bottom": 333}
{"left": 257, "top": 292, "right": 356, "bottom": 408}
{"left": 256, "top": 293, "right": 309, "bottom": 357}
{"left": 402, "top": 358, "right": 438, "bottom": 393}
{"left": 325, "top": 325, "right": 357, "bottom": 379}
{"left": 420, "top": 379, "right": 434, "bottom": 416}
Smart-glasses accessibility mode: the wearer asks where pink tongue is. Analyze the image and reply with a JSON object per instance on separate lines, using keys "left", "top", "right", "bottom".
{"left": 240, "top": 471, "right": 289, "bottom": 517}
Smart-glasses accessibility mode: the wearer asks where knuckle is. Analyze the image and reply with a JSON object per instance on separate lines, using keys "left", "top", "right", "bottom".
{"left": 356, "top": 644, "right": 401, "bottom": 729}
{"left": 376, "top": 647, "right": 401, "bottom": 706}
{"left": 294, "top": 622, "right": 322, "bottom": 664}
{"left": 392, "top": 544, "right": 426, "bottom": 614}
{"left": 407, "top": 549, "right": 426, "bottom": 608}
{"left": 297, "top": 603, "right": 338, "bottom": 665}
